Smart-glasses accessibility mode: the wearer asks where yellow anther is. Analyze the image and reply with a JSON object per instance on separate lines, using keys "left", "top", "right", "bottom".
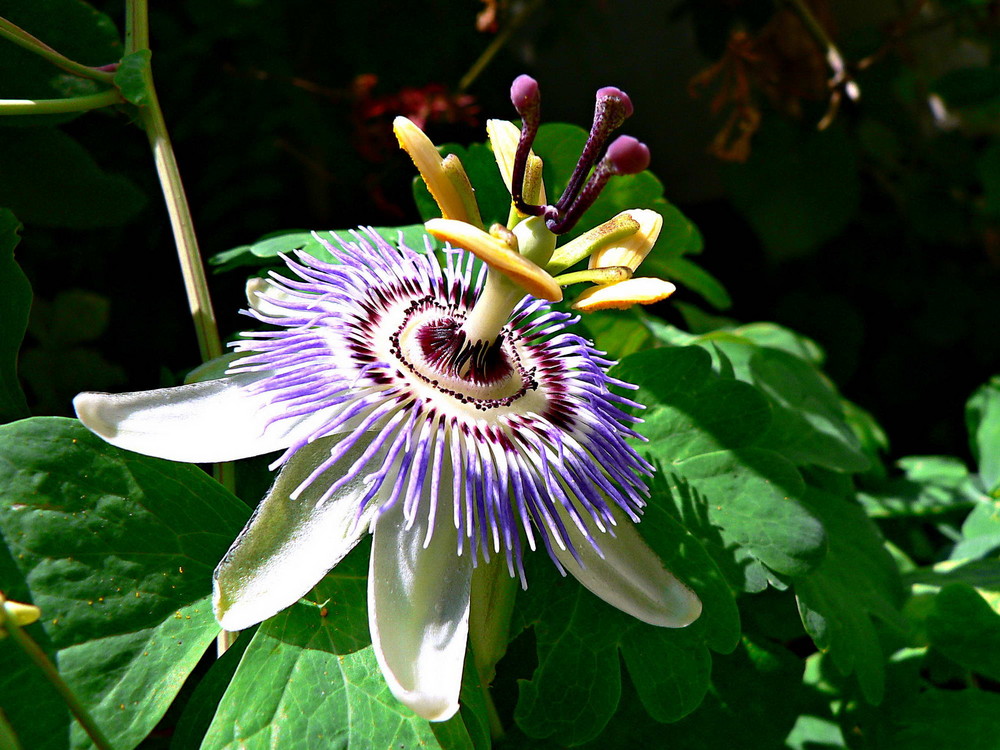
{"left": 394, "top": 117, "right": 482, "bottom": 227}
{"left": 588, "top": 209, "right": 662, "bottom": 272}
{"left": 572, "top": 277, "right": 676, "bottom": 312}
{"left": 425, "top": 219, "right": 562, "bottom": 302}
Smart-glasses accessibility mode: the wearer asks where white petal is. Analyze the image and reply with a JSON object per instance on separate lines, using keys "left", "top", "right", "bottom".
{"left": 73, "top": 371, "right": 342, "bottom": 463}
{"left": 213, "top": 436, "right": 380, "bottom": 631}
{"left": 553, "top": 506, "right": 702, "bottom": 628}
{"left": 369, "top": 496, "right": 472, "bottom": 722}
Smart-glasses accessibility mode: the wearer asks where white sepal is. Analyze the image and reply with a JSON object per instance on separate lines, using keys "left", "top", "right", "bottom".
{"left": 213, "top": 436, "right": 380, "bottom": 631}
{"left": 73, "top": 371, "right": 344, "bottom": 463}
{"left": 554, "top": 506, "right": 702, "bottom": 628}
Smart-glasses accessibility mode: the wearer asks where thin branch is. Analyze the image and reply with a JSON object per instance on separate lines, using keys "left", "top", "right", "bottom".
{"left": 0, "top": 89, "right": 121, "bottom": 115}
{"left": 779, "top": 0, "right": 860, "bottom": 129}
{"left": 458, "top": 0, "right": 543, "bottom": 94}
{"left": 124, "top": 0, "right": 222, "bottom": 363}
{"left": 0, "top": 16, "right": 116, "bottom": 84}
{"left": 4, "top": 614, "right": 113, "bottom": 750}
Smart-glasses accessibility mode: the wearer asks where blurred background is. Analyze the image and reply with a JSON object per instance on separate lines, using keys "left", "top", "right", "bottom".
{"left": 2, "top": 0, "right": 998, "bottom": 462}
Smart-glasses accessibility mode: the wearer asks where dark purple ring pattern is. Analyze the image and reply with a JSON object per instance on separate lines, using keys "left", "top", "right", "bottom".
{"left": 229, "top": 229, "right": 653, "bottom": 584}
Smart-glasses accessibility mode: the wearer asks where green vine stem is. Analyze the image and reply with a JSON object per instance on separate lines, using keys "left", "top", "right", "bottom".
{"left": 125, "top": 0, "right": 222, "bottom": 363}
{"left": 0, "top": 89, "right": 122, "bottom": 115}
{"left": 469, "top": 558, "right": 517, "bottom": 739}
{"left": 3, "top": 607, "right": 113, "bottom": 750}
{"left": 0, "top": 16, "right": 116, "bottom": 84}
{"left": 136, "top": 88, "right": 224, "bottom": 362}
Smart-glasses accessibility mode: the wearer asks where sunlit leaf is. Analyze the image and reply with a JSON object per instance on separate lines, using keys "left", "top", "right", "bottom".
{"left": 794, "top": 487, "right": 905, "bottom": 704}
{"left": 209, "top": 226, "right": 441, "bottom": 272}
{"left": 614, "top": 346, "right": 826, "bottom": 587}
{"left": 514, "top": 496, "right": 739, "bottom": 744}
{"left": 0, "top": 417, "right": 249, "bottom": 750}
{"left": 200, "top": 563, "right": 487, "bottom": 750}
{"left": 966, "top": 376, "right": 1000, "bottom": 494}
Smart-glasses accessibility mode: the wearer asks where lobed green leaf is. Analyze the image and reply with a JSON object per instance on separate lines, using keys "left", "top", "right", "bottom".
{"left": 794, "top": 487, "right": 906, "bottom": 704}
{"left": 0, "top": 417, "right": 249, "bottom": 750}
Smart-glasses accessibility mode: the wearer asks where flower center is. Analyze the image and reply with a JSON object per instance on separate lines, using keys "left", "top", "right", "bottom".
{"left": 387, "top": 295, "right": 540, "bottom": 413}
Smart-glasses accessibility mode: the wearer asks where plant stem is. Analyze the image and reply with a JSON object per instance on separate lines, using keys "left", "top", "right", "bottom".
{"left": 469, "top": 558, "right": 516, "bottom": 740}
{"left": 478, "top": 668, "right": 504, "bottom": 740}
{"left": 125, "top": 0, "right": 149, "bottom": 54}
{"left": 0, "top": 89, "right": 121, "bottom": 115}
{"left": 125, "top": 0, "right": 222, "bottom": 363}
{"left": 0, "top": 16, "right": 116, "bottom": 83}
{"left": 6, "top": 621, "right": 113, "bottom": 750}
{"left": 780, "top": 0, "right": 860, "bottom": 105}
{"left": 138, "top": 93, "right": 223, "bottom": 362}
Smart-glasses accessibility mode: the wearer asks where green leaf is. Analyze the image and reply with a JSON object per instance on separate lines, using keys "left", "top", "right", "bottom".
{"left": 859, "top": 456, "right": 981, "bottom": 520}
{"left": 113, "top": 50, "right": 152, "bottom": 106}
{"left": 888, "top": 689, "right": 1000, "bottom": 749}
{"left": 613, "top": 347, "right": 826, "bottom": 588}
{"left": 170, "top": 626, "right": 256, "bottom": 750}
{"left": 794, "top": 487, "right": 905, "bottom": 704}
{"left": 200, "top": 562, "right": 486, "bottom": 750}
{"left": 951, "top": 498, "right": 1000, "bottom": 561}
{"left": 0, "top": 708, "right": 22, "bottom": 750}
{"left": 651, "top": 255, "right": 731, "bottom": 310}
{"left": 700, "top": 337, "right": 867, "bottom": 472}
{"left": 926, "top": 583, "right": 1000, "bottom": 681}
{"left": 966, "top": 376, "right": 1000, "bottom": 494}
{"left": 730, "top": 322, "right": 825, "bottom": 364}
{"left": 0, "top": 417, "right": 250, "bottom": 750}
{"left": 722, "top": 119, "right": 860, "bottom": 259}
{"left": 515, "top": 496, "right": 739, "bottom": 744}
{"left": 578, "top": 309, "right": 657, "bottom": 361}
{"left": 910, "top": 557, "right": 1000, "bottom": 602}
{"left": 627, "top": 319, "right": 868, "bottom": 472}
{"left": 581, "top": 638, "right": 804, "bottom": 749}
{"left": 209, "top": 226, "right": 440, "bottom": 272}
{"left": 0, "top": 128, "right": 145, "bottom": 229}
{"left": 0, "top": 210, "right": 30, "bottom": 423}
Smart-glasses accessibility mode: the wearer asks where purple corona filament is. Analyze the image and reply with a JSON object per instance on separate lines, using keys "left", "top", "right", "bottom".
{"left": 231, "top": 231, "right": 652, "bottom": 584}
{"left": 508, "top": 77, "right": 647, "bottom": 234}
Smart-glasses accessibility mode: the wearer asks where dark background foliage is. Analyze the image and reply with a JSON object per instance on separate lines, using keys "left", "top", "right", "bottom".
{"left": 3, "top": 2, "right": 1000, "bottom": 748}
